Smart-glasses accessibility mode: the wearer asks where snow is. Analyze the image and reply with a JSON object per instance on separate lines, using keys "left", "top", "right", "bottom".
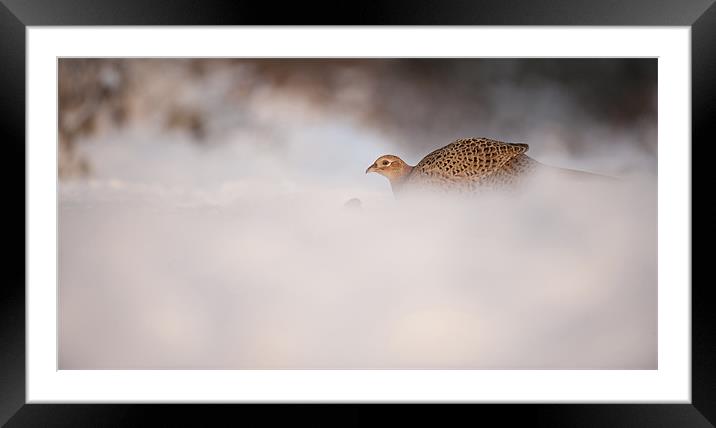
{"left": 59, "top": 125, "right": 656, "bottom": 369}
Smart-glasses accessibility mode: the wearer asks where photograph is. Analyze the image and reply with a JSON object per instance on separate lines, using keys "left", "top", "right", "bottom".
{"left": 1, "top": 0, "right": 707, "bottom": 420}
{"left": 57, "top": 58, "right": 658, "bottom": 370}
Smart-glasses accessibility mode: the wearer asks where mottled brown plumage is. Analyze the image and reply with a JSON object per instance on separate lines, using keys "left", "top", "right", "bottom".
{"left": 366, "top": 137, "right": 540, "bottom": 197}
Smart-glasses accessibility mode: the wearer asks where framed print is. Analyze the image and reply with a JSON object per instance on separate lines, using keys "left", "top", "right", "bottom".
{"left": 3, "top": 0, "right": 710, "bottom": 426}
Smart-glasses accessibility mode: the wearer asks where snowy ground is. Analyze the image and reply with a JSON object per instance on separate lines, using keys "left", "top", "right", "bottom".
{"left": 59, "top": 120, "right": 657, "bottom": 369}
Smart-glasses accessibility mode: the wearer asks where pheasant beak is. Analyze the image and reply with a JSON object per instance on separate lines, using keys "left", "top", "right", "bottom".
{"left": 365, "top": 163, "right": 377, "bottom": 174}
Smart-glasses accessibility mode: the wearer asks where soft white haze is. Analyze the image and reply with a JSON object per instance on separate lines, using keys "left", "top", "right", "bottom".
{"left": 59, "top": 129, "right": 656, "bottom": 369}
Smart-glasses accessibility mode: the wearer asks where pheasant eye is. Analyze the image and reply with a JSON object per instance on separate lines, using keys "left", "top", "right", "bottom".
{"left": 382, "top": 161, "right": 390, "bottom": 166}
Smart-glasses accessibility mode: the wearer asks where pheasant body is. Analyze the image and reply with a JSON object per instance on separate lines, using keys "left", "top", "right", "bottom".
{"left": 404, "top": 138, "right": 538, "bottom": 193}
{"left": 366, "top": 137, "right": 608, "bottom": 198}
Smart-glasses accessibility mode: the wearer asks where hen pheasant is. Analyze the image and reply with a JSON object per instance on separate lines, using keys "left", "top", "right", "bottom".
{"left": 366, "top": 137, "right": 602, "bottom": 197}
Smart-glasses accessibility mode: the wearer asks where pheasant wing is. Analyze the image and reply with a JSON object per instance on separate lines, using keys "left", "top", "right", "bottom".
{"left": 410, "top": 137, "right": 529, "bottom": 185}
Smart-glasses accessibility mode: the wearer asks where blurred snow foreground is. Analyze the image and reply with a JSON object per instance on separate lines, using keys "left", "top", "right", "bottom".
{"left": 59, "top": 130, "right": 656, "bottom": 369}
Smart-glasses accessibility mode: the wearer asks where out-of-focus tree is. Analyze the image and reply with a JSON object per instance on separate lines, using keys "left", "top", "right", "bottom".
{"left": 57, "top": 59, "right": 657, "bottom": 179}
{"left": 58, "top": 59, "right": 129, "bottom": 177}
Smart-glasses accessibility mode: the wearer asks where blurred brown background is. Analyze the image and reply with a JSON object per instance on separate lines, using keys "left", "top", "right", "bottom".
{"left": 58, "top": 58, "right": 657, "bottom": 179}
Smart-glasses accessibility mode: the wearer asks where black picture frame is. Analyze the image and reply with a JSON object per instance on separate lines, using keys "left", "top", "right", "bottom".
{"left": 1, "top": 1, "right": 709, "bottom": 426}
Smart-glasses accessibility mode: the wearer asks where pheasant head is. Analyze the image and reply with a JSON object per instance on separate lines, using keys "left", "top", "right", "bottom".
{"left": 365, "top": 155, "right": 413, "bottom": 179}
{"left": 365, "top": 155, "right": 414, "bottom": 192}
